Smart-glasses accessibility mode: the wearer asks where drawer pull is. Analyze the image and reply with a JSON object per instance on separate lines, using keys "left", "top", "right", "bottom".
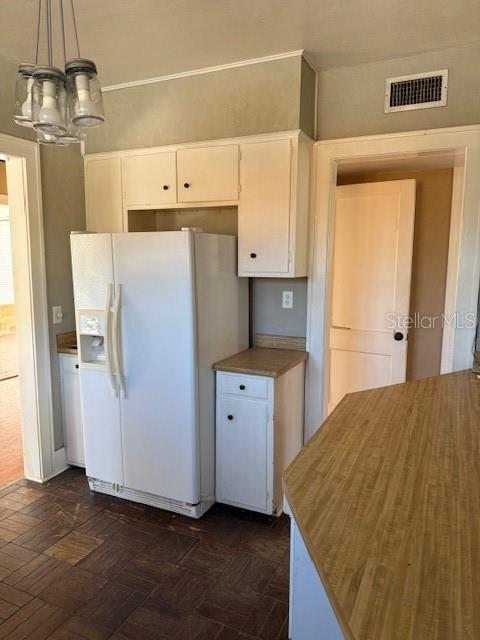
{"left": 239, "top": 384, "right": 246, "bottom": 390}
{"left": 227, "top": 414, "right": 234, "bottom": 421}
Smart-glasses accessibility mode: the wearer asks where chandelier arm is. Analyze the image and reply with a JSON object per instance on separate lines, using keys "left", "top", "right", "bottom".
{"left": 59, "top": 0, "right": 67, "bottom": 65}
{"left": 69, "top": 0, "right": 80, "bottom": 58}
{"left": 35, "top": 0, "right": 42, "bottom": 64}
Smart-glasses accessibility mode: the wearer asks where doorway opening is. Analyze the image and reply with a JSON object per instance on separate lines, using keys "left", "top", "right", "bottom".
{"left": 0, "top": 168, "right": 24, "bottom": 486}
{"left": 325, "top": 151, "right": 461, "bottom": 412}
{"left": 0, "top": 133, "right": 57, "bottom": 485}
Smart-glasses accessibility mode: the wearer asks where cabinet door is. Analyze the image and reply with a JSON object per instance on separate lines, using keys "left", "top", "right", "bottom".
{"left": 60, "top": 355, "right": 85, "bottom": 467}
{"left": 238, "top": 139, "right": 292, "bottom": 276}
{"left": 216, "top": 396, "right": 268, "bottom": 510}
{"left": 85, "top": 157, "right": 123, "bottom": 232}
{"left": 177, "top": 145, "right": 239, "bottom": 203}
{"left": 124, "top": 152, "right": 177, "bottom": 206}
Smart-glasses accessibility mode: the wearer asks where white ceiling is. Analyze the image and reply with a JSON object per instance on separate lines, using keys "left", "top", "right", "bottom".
{"left": 0, "top": 0, "right": 479, "bottom": 86}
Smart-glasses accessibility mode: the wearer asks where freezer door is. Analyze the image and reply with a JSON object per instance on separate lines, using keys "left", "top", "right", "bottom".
{"left": 79, "top": 369, "right": 123, "bottom": 484}
{"left": 71, "top": 233, "right": 123, "bottom": 484}
{"left": 112, "top": 232, "right": 199, "bottom": 503}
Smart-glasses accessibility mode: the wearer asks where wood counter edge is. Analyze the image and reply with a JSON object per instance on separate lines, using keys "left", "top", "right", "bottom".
{"left": 213, "top": 348, "right": 308, "bottom": 378}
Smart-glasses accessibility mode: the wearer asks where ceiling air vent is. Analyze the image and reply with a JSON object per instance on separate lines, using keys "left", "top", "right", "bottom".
{"left": 384, "top": 70, "right": 448, "bottom": 113}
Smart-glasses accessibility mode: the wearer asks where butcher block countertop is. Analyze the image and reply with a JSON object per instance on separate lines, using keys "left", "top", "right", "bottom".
{"left": 284, "top": 370, "right": 480, "bottom": 640}
{"left": 213, "top": 347, "right": 307, "bottom": 378}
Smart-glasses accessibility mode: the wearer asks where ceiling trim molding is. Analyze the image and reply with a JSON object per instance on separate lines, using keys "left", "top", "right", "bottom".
{"left": 102, "top": 49, "right": 304, "bottom": 92}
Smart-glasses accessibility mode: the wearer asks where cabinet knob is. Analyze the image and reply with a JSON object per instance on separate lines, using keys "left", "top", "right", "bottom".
{"left": 184, "top": 182, "right": 191, "bottom": 189}
{"left": 250, "top": 252, "right": 257, "bottom": 259}
{"left": 239, "top": 384, "right": 246, "bottom": 390}
{"left": 227, "top": 414, "right": 234, "bottom": 421}
{"left": 163, "top": 185, "right": 169, "bottom": 190}
{"left": 75, "top": 364, "right": 79, "bottom": 369}
{"left": 394, "top": 331, "right": 405, "bottom": 342}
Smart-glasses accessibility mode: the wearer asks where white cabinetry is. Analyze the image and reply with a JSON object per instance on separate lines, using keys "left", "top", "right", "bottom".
{"left": 124, "top": 151, "right": 177, "bottom": 207}
{"left": 59, "top": 353, "right": 85, "bottom": 467}
{"left": 238, "top": 135, "right": 311, "bottom": 277}
{"left": 83, "top": 132, "right": 312, "bottom": 278}
{"left": 216, "top": 364, "right": 304, "bottom": 515}
{"left": 177, "top": 144, "right": 239, "bottom": 203}
{"left": 85, "top": 157, "right": 123, "bottom": 232}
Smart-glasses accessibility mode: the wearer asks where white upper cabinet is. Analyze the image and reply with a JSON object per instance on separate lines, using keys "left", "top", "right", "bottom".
{"left": 124, "top": 151, "right": 177, "bottom": 207}
{"left": 238, "top": 135, "right": 311, "bottom": 277}
{"left": 85, "top": 157, "right": 123, "bottom": 232}
{"left": 83, "top": 133, "right": 311, "bottom": 277}
{"left": 177, "top": 144, "right": 239, "bottom": 203}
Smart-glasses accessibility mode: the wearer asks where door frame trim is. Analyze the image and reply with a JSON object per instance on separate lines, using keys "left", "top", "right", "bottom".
{"left": 1, "top": 132, "right": 58, "bottom": 482}
{"left": 306, "top": 125, "right": 480, "bottom": 440}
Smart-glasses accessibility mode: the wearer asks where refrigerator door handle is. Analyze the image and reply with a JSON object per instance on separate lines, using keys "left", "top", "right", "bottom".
{"left": 104, "top": 283, "right": 118, "bottom": 397}
{"left": 113, "top": 284, "right": 126, "bottom": 399}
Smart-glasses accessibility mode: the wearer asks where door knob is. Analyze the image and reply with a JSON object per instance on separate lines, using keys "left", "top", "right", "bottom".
{"left": 227, "top": 414, "right": 234, "bottom": 421}
{"left": 394, "top": 331, "right": 404, "bottom": 341}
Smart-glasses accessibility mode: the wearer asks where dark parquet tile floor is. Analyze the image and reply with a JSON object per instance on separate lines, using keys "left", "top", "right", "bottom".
{"left": 0, "top": 468, "right": 290, "bottom": 639}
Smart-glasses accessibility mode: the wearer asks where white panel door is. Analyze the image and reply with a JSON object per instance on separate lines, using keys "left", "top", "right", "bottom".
{"left": 238, "top": 139, "right": 292, "bottom": 275}
{"left": 85, "top": 157, "right": 123, "bottom": 232}
{"left": 216, "top": 396, "right": 268, "bottom": 511}
{"left": 329, "top": 180, "right": 416, "bottom": 413}
{"left": 113, "top": 232, "right": 199, "bottom": 503}
{"left": 177, "top": 145, "right": 239, "bottom": 203}
{"left": 124, "top": 152, "right": 177, "bottom": 206}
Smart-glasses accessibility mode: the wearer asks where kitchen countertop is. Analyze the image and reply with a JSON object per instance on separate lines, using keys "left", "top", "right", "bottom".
{"left": 56, "top": 331, "right": 78, "bottom": 355}
{"left": 284, "top": 370, "right": 480, "bottom": 640}
{"left": 213, "top": 347, "right": 307, "bottom": 378}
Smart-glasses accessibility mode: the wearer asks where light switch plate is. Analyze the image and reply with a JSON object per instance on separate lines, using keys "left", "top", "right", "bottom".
{"left": 282, "top": 291, "right": 293, "bottom": 309}
{"left": 52, "top": 305, "right": 63, "bottom": 325}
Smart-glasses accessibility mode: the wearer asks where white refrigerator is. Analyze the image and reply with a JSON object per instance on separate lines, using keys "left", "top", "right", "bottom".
{"left": 71, "top": 230, "right": 248, "bottom": 518}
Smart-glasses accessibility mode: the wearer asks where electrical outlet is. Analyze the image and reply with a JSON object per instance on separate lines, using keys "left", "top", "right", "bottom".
{"left": 282, "top": 291, "right": 293, "bottom": 309}
{"left": 52, "top": 305, "right": 63, "bottom": 325}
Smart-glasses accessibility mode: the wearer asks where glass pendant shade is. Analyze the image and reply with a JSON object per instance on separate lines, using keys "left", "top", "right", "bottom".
{"left": 37, "top": 132, "right": 59, "bottom": 144}
{"left": 14, "top": 63, "right": 36, "bottom": 127}
{"left": 57, "top": 105, "right": 86, "bottom": 144}
{"left": 32, "top": 66, "right": 68, "bottom": 136}
{"left": 65, "top": 58, "right": 104, "bottom": 127}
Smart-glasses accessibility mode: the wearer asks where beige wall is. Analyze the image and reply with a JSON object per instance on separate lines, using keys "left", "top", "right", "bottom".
{"left": 338, "top": 168, "right": 453, "bottom": 380}
{"left": 317, "top": 43, "right": 480, "bottom": 140}
{"left": 0, "top": 161, "right": 6, "bottom": 194}
{"left": 40, "top": 145, "right": 86, "bottom": 449}
{"left": 0, "top": 56, "right": 35, "bottom": 141}
{"left": 86, "top": 56, "right": 307, "bottom": 153}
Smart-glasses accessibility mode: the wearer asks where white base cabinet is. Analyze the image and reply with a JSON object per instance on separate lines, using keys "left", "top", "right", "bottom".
{"left": 215, "top": 364, "right": 305, "bottom": 515}
{"left": 59, "top": 353, "right": 85, "bottom": 467}
{"left": 289, "top": 515, "right": 344, "bottom": 639}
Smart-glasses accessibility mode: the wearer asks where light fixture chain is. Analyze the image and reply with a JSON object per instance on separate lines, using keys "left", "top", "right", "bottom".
{"left": 35, "top": 0, "right": 42, "bottom": 64}
{"left": 59, "top": 0, "right": 67, "bottom": 65}
{"left": 70, "top": 0, "right": 80, "bottom": 58}
{"left": 46, "top": 0, "right": 52, "bottom": 66}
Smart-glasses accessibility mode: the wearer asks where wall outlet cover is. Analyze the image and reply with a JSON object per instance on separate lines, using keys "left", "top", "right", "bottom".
{"left": 282, "top": 291, "right": 293, "bottom": 309}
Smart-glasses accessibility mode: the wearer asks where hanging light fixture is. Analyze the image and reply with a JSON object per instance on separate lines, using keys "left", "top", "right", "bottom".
{"left": 13, "top": 0, "right": 105, "bottom": 146}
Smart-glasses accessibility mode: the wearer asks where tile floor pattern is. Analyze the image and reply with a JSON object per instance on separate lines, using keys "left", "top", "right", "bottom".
{"left": 0, "top": 468, "right": 290, "bottom": 639}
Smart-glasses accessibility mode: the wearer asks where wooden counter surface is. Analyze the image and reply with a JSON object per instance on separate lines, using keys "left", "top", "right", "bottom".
{"left": 213, "top": 347, "right": 307, "bottom": 378}
{"left": 284, "top": 370, "right": 480, "bottom": 640}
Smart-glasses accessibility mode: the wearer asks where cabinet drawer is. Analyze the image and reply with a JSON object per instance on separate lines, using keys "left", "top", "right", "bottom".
{"left": 217, "top": 372, "right": 269, "bottom": 399}
{"left": 60, "top": 354, "right": 79, "bottom": 374}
